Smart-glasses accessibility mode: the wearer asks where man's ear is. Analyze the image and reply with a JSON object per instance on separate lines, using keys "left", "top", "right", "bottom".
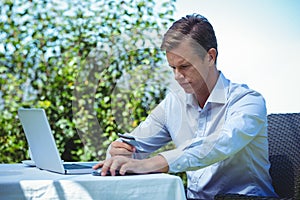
{"left": 207, "top": 48, "right": 217, "bottom": 65}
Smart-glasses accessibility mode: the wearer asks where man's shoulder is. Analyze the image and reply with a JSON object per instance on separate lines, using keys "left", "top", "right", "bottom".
{"left": 226, "top": 80, "right": 267, "bottom": 116}
{"left": 228, "top": 81, "right": 264, "bottom": 101}
{"left": 220, "top": 71, "right": 264, "bottom": 100}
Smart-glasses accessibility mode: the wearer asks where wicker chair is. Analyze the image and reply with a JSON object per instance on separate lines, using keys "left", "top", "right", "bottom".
{"left": 215, "top": 113, "right": 300, "bottom": 200}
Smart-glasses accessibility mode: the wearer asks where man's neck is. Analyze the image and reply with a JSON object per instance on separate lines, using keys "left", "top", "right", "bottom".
{"left": 196, "top": 68, "right": 220, "bottom": 108}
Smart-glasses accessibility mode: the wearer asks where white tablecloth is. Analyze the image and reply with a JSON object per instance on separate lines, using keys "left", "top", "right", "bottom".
{"left": 0, "top": 164, "right": 186, "bottom": 200}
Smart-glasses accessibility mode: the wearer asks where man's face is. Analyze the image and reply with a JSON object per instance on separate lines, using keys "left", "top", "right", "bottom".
{"left": 166, "top": 42, "right": 209, "bottom": 94}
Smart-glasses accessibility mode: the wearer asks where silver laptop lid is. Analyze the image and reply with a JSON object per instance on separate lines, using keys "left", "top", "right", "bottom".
{"left": 18, "top": 108, "right": 65, "bottom": 174}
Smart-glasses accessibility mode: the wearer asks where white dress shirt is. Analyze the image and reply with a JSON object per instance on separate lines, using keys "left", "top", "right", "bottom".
{"left": 127, "top": 72, "right": 277, "bottom": 199}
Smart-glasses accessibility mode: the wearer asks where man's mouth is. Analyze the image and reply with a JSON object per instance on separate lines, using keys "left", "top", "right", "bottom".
{"left": 179, "top": 82, "right": 191, "bottom": 86}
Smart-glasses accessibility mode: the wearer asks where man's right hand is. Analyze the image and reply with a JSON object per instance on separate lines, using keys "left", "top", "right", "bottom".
{"left": 109, "top": 141, "right": 136, "bottom": 157}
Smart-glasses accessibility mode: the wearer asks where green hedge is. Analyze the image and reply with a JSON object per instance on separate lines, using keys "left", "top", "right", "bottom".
{"left": 0, "top": 0, "right": 176, "bottom": 163}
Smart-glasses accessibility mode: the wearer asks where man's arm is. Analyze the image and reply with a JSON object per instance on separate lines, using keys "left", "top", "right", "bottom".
{"left": 160, "top": 90, "right": 268, "bottom": 173}
{"left": 106, "top": 96, "right": 172, "bottom": 160}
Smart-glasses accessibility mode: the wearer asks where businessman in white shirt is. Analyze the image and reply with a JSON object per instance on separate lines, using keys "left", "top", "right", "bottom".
{"left": 93, "top": 14, "right": 278, "bottom": 199}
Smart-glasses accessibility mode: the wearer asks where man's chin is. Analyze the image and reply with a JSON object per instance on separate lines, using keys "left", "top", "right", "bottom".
{"left": 182, "top": 88, "right": 195, "bottom": 94}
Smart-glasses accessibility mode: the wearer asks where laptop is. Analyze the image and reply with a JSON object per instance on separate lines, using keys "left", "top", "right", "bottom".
{"left": 18, "top": 108, "right": 98, "bottom": 174}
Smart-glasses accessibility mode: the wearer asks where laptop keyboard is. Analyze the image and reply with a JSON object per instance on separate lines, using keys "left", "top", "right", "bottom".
{"left": 63, "top": 163, "right": 92, "bottom": 169}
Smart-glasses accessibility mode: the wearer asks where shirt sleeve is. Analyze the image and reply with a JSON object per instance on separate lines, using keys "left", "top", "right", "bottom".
{"left": 160, "top": 90, "right": 267, "bottom": 173}
{"left": 130, "top": 96, "right": 173, "bottom": 158}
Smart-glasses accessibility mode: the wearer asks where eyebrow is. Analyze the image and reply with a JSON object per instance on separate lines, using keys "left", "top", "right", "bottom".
{"left": 177, "top": 59, "right": 189, "bottom": 66}
{"left": 170, "top": 61, "right": 191, "bottom": 68}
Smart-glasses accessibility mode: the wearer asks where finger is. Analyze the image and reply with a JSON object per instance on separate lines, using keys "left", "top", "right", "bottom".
{"left": 118, "top": 158, "right": 137, "bottom": 175}
{"left": 109, "top": 158, "right": 123, "bottom": 176}
{"left": 109, "top": 147, "right": 133, "bottom": 157}
{"left": 109, "top": 143, "right": 135, "bottom": 157}
{"left": 111, "top": 141, "right": 135, "bottom": 152}
{"left": 92, "top": 161, "right": 104, "bottom": 170}
{"left": 101, "top": 159, "right": 113, "bottom": 176}
{"left": 119, "top": 164, "right": 128, "bottom": 175}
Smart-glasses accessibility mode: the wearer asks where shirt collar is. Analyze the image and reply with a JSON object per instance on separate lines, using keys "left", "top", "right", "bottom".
{"left": 186, "top": 71, "right": 227, "bottom": 108}
{"left": 207, "top": 71, "right": 227, "bottom": 104}
{"left": 186, "top": 93, "right": 198, "bottom": 108}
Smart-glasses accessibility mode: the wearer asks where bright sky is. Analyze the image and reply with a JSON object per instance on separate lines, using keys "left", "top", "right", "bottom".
{"left": 173, "top": 0, "right": 300, "bottom": 114}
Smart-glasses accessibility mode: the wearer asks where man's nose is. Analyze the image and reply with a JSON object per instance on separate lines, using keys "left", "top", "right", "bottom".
{"left": 174, "top": 69, "right": 184, "bottom": 80}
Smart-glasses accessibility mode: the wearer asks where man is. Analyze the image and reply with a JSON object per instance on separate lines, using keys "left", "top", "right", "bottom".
{"left": 93, "top": 14, "right": 277, "bottom": 199}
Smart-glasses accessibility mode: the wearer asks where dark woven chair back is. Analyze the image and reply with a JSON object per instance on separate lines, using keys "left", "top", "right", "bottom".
{"left": 267, "top": 113, "right": 300, "bottom": 199}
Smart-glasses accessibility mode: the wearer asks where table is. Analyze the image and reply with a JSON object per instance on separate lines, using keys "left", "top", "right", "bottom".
{"left": 0, "top": 164, "right": 186, "bottom": 200}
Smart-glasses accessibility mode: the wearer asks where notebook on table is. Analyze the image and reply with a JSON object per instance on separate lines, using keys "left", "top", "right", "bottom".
{"left": 18, "top": 108, "right": 98, "bottom": 174}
